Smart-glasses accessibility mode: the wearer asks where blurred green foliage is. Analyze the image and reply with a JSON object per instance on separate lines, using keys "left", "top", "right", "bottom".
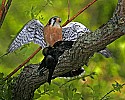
{"left": 0, "top": 73, "right": 15, "bottom": 100}
{"left": 0, "top": 0, "right": 125, "bottom": 100}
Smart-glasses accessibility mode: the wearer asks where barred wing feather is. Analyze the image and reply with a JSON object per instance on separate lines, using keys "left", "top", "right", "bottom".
{"left": 62, "top": 22, "right": 111, "bottom": 58}
{"left": 8, "top": 19, "right": 47, "bottom": 53}
{"left": 62, "top": 22, "right": 90, "bottom": 41}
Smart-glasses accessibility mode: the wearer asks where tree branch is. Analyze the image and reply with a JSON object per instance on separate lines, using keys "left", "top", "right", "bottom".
{"left": 0, "top": 0, "right": 12, "bottom": 28}
{"left": 63, "top": 0, "right": 97, "bottom": 26}
{"left": 13, "top": 0, "right": 125, "bottom": 100}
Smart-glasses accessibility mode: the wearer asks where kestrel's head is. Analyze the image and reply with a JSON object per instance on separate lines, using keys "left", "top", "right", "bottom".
{"left": 48, "top": 16, "right": 61, "bottom": 27}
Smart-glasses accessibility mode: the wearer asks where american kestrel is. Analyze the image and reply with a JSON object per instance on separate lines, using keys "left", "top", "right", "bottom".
{"left": 2, "top": 17, "right": 111, "bottom": 84}
{"left": 43, "top": 16, "right": 62, "bottom": 46}
{"left": 6, "top": 18, "right": 111, "bottom": 58}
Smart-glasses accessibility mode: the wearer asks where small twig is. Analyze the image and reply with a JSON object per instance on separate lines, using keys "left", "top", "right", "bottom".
{"left": 0, "top": 0, "right": 6, "bottom": 19}
{"left": 100, "top": 84, "right": 125, "bottom": 100}
{"left": 100, "top": 90, "right": 114, "bottom": 100}
{"left": 40, "top": 73, "right": 95, "bottom": 95}
{"left": 0, "top": 0, "right": 12, "bottom": 28}
{"left": 63, "top": 0, "right": 97, "bottom": 26}
{"left": 59, "top": 72, "right": 96, "bottom": 88}
{"left": 4, "top": 0, "right": 97, "bottom": 81}
{"left": 67, "top": 0, "right": 70, "bottom": 20}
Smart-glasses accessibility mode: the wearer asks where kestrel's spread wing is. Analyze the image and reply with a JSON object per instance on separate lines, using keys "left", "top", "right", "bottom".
{"left": 8, "top": 16, "right": 62, "bottom": 54}
{"left": 62, "top": 22, "right": 111, "bottom": 58}
{"left": 7, "top": 18, "right": 111, "bottom": 58}
{"left": 8, "top": 19, "right": 47, "bottom": 53}
{"left": 62, "top": 22, "right": 90, "bottom": 41}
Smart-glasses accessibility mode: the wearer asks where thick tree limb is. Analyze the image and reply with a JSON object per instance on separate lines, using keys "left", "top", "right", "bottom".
{"left": 13, "top": 0, "right": 125, "bottom": 100}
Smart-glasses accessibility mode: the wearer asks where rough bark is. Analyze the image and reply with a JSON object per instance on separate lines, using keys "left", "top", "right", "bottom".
{"left": 13, "top": 0, "right": 125, "bottom": 100}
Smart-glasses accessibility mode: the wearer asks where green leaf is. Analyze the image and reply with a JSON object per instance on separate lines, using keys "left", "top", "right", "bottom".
{"left": 47, "top": 0, "right": 53, "bottom": 6}
{"left": 90, "top": 76, "right": 94, "bottom": 79}
{"left": 34, "top": 93, "right": 41, "bottom": 99}
{"left": 0, "top": 73, "right": 4, "bottom": 79}
{"left": 10, "top": 35, "right": 16, "bottom": 39}
{"left": 48, "top": 84, "right": 55, "bottom": 91}
{"left": 44, "top": 84, "right": 49, "bottom": 93}
{"left": 37, "top": 88, "right": 41, "bottom": 94}
{"left": 63, "top": 88, "right": 68, "bottom": 100}
{"left": 68, "top": 88, "right": 73, "bottom": 100}
{"left": 0, "top": 80, "right": 5, "bottom": 85}
{"left": 73, "top": 93, "right": 81, "bottom": 100}
{"left": 112, "top": 81, "right": 123, "bottom": 93}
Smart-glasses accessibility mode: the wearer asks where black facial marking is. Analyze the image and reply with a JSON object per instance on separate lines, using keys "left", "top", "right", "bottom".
{"left": 48, "top": 18, "right": 52, "bottom": 25}
{"left": 48, "top": 16, "right": 59, "bottom": 26}
{"left": 52, "top": 19, "right": 56, "bottom": 26}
